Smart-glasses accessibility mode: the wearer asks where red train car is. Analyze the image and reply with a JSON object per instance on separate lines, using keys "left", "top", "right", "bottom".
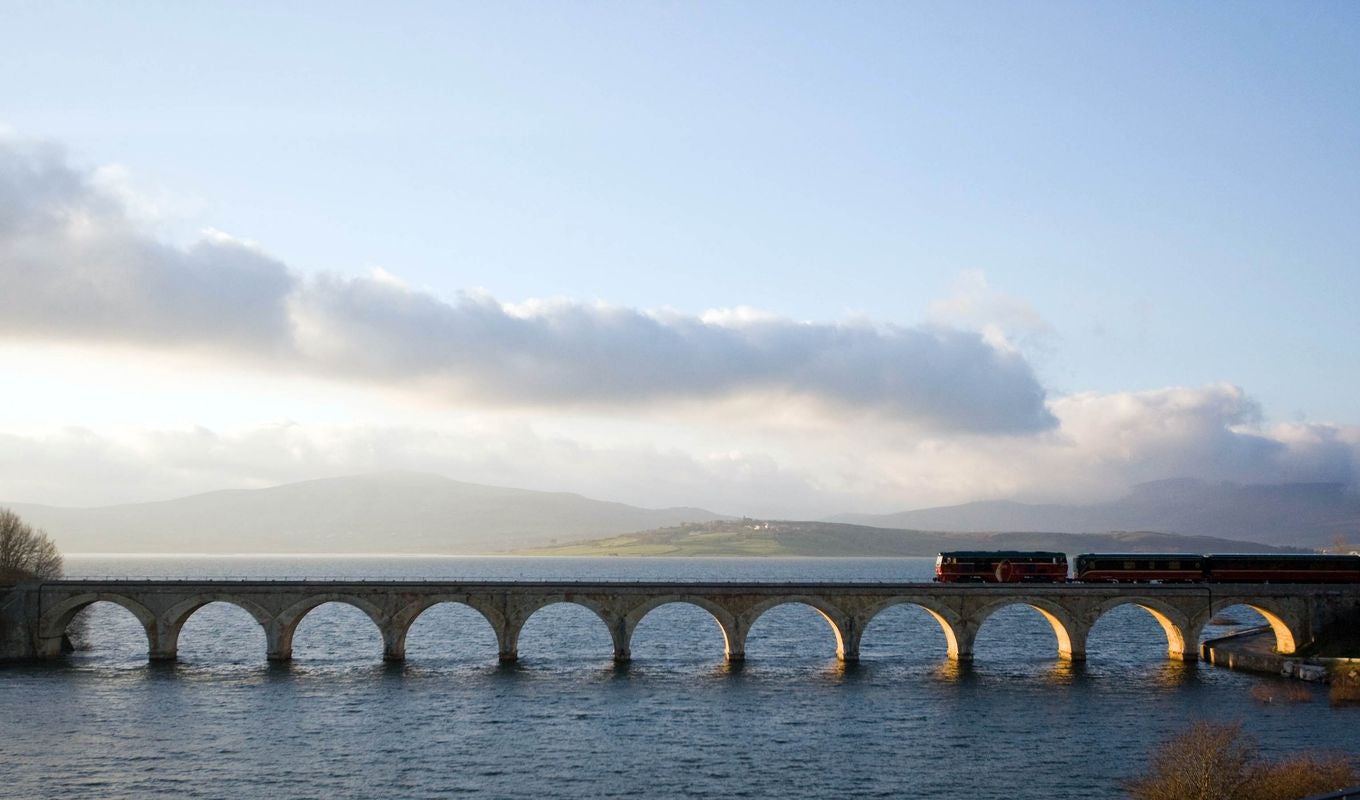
{"left": 934, "top": 551, "right": 1068, "bottom": 583}
{"left": 1204, "top": 554, "right": 1360, "bottom": 583}
{"left": 1072, "top": 554, "right": 1205, "bottom": 583}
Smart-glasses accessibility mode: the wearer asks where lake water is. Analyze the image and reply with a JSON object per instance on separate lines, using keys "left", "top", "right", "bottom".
{"left": 2, "top": 556, "right": 1355, "bottom": 799}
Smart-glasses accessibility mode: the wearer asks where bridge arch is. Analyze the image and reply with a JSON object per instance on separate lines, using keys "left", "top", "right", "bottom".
{"left": 387, "top": 597, "right": 503, "bottom": 663}
{"left": 157, "top": 595, "right": 273, "bottom": 661}
{"left": 737, "top": 596, "right": 851, "bottom": 661}
{"left": 969, "top": 597, "right": 1083, "bottom": 661}
{"left": 37, "top": 592, "right": 159, "bottom": 659}
{"left": 268, "top": 594, "right": 388, "bottom": 662}
{"left": 1088, "top": 596, "right": 1194, "bottom": 661}
{"left": 1197, "top": 597, "right": 1303, "bottom": 655}
{"left": 507, "top": 599, "right": 618, "bottom": 663}
{"left": 860, "top": 598, "right": 967, "bottom": 661}
{"left": 623, "top": 596, "right": 739, "bottom": 662}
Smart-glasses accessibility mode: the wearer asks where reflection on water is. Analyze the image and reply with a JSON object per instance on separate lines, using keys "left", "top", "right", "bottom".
{"left": 1044, "top": 658, "right": 1082, "bottom": 686}
{"left": 3, "top": 556, "right": 1356, "bottom": 800}
{"left": 1152, "top": 659, "right": 1199, "bottom": 688}
{"left": 932, "top": 657, "right": 970, "bottom": 683}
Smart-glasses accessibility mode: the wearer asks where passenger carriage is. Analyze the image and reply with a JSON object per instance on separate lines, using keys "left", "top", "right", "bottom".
{"left": 1203, "top": 553, "right": 1360, "bottom": 583}
{"left": 1072, "top": 554, "right": 1205, "bottom": 583}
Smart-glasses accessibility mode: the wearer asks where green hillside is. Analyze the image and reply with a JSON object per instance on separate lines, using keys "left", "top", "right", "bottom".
{"left": 513, "top": 519, "right": 1307, "bottom": 557}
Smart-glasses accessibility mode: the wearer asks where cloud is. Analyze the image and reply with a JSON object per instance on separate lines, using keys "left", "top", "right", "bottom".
{"left": 928, "top": 269, "right": 1056, "bottom": 355}
{"left": 0, "top": 135, "right": 1054, "bottom": 434}
{"left": 0, "top": 140, "right": 294, "bottom": 352}
{"left": 11, "top": 135, "right": 1351, "bottom": 517}
{"left": 1, "top": 385, "right": 1355, "bottom": 515}
{"left": 844, "top": 384, "right": 1360, "bottom": 510}
{"left": 291, "top": 279, "right": 1055, "bottom": 432}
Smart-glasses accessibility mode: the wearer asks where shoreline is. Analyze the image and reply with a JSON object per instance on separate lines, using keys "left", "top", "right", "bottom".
{"left": 1201, "top": 627, "right": 1360, "bottom": 683}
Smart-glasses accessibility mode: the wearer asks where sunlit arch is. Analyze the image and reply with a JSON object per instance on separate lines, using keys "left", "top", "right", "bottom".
{"left": 1089, "top": 596, "right": 1191, "bottom": 659}
{"left": 970, "top": 597, "right": 1078, "bottom": 659}
{"left": 860, "top": 598, "right": 963, "bottom": 659}
{"left": 742, "top": 596, "right": 849, "bottom": 658}
{"left": 1206, "top": 599, "right": 1300, "bottom": 655}
{"left": 626, "top": 597, "right": 736, "bottom": 659}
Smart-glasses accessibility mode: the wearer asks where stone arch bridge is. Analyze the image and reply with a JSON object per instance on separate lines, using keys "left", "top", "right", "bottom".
{"left": 4, "top": 579, "right": 1359, "bottom": 664}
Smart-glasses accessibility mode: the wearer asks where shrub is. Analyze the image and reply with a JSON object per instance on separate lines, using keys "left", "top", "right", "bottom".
{"left": 0, "top": 507, "right": 63, "bottom": 583}
{"left": 1127, "top": 722, "right": 1258, "bottom": 800}
{"left": 1128, "top": 721, "right": 1358, "bottom": 800}
{"left": 1331, "top": 665, "right": 1360, "bottom": 706}
{"left": 1251, "top": 753, "right": 1357, "bottom": 800}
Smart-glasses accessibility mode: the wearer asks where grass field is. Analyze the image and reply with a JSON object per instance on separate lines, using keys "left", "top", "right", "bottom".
{"left": 511, "top": 520, "right": 1300, "bottom": 558}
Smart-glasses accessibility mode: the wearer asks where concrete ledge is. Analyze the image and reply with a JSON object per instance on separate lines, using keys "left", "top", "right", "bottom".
{"left": 1202, "top": 627, "right": 1356, "bottom": 682}
{"left": 1201, "top": 626, "right": 1284, "bottom": 676}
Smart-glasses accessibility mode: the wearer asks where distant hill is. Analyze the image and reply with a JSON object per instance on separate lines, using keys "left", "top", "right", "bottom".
{"left": 3, "top": 472, "right": 726, "bottom": 554}
{"left": 515, "top": 519, "right": 1305, "bottom": 557}
{"left": 8, "top": 473, "right": 1351, "bottom": 556}
{"left": 830, "top": 479, "right": 1360, "bottom": 548}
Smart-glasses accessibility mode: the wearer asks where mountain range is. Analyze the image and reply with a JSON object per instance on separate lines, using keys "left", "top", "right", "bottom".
{"left": 831, "top": 478, "right": 1360, "bottom": 548}
{"left": 4, "top": 473, "right": 1355, "bottom": 555}
{"left": 4, "top": 472, "right": 723, "bottom": 554}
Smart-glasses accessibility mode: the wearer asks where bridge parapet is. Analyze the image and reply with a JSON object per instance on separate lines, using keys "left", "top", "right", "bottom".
{"left": 4, "top": 580, "right": 1357, "bottom": 666}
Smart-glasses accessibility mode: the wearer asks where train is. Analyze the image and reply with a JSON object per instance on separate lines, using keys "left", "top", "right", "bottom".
{"left": 933, "top": 550, "right": 1360, "bottom": 584}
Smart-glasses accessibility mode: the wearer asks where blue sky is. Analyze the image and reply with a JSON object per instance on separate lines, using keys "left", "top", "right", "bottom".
{"left": 1, "top": 2, "right": 1357, "bottom": 515}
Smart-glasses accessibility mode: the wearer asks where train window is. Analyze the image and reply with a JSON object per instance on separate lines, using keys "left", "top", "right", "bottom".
{"left": 1123, "top": 561, "right": 1135, "bottom": 570}
{"left": 1169, "top": 561, "right": 1180, "bottom": 570}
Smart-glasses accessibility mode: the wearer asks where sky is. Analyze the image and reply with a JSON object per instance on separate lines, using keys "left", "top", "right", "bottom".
{"left": 1, "top": 2, "right": 1357, "bottom": 516}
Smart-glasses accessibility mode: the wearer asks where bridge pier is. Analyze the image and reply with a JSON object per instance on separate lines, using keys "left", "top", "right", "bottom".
{"left": 496, "top": 619, "right": 520, "bottom": 664}
{"left": 1059, "top": 621, "right": 1088, "bottom": 662}
{"left": 266, "top": 622, "right": 292, "bottom": 663}
{"left": 838, "top": 616, "right": 862, "bottom": 664}
{"left": 149, "top": 622, "right": 178, "bottom": 661}
{"left": 382, "top": 625, "right": 406, "bottom": 663}
{"left": 726, "top": 620, "right": 751, "bottom": 664}
{"left": 609, "top": 615, "right": 631, "bottom": 664}
{"left": 949, "top": 624, "right": 976, "bottom": 662}
{"left": 34, "top": 633, "right": 65, "bottom": 660}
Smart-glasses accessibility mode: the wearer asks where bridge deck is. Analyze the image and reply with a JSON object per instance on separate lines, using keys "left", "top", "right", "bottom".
{"left": 31, "top": 578, "right": 1304, "bottom": 591}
